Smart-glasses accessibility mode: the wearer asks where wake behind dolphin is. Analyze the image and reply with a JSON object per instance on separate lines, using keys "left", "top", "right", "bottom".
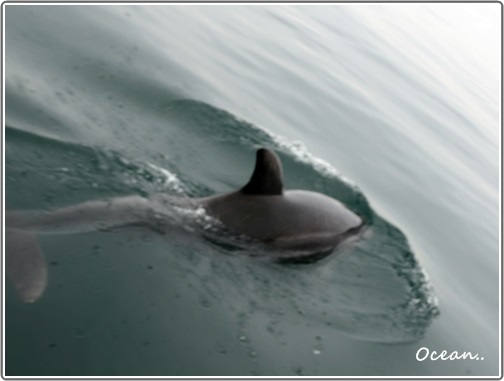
{"left": 6, "top": 148, "right": 365, "bottom": 303}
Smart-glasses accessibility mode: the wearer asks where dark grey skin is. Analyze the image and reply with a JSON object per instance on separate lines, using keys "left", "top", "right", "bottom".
{"left": 6, "top": 148, "right": 364, "bottom": 303}
{"left": 202, "top": 190, "right": 362, "bottom": 252}
{"left": 200, "top": 149, "right": 363, "bottom": 252}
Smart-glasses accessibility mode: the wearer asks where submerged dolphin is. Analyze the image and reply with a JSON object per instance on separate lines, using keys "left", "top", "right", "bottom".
{"left": 6, "top": 148, "right": 364, "bottom": 303}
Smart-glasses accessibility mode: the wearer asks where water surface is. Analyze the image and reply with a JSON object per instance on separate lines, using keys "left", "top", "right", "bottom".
{"left": 4, "top": 3, "right": 500, "bottom": 377}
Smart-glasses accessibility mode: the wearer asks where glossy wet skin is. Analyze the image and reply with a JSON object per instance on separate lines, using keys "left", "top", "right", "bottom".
{"left": 198, "top": 148, "right": 363, "bottom": 251}
{"left": 201, "top": 190, "right": 362, "bottom": 251}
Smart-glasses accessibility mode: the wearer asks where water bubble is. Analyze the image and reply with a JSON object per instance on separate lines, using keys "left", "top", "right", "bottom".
{"left": 313, "top": 349, "right": 322, "bottom": 355}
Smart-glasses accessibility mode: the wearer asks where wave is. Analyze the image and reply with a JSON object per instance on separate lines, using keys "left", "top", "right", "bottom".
{"left": 6, "top": 100, "right": 439, "bottom": 343}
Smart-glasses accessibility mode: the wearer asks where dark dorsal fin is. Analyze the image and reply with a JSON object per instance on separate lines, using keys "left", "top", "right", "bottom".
{"left": 241, "top": 148, "right": 283, "bottom": 196}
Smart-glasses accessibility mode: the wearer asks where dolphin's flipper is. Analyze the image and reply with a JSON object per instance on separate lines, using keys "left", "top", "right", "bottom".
{"left": 6, "top": 230, "right": 47, "bottom": 303}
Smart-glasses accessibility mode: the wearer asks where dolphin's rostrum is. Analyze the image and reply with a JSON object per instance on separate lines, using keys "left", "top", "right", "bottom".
{"left": 6, "top": 148, "right": 365, "bottom": 303}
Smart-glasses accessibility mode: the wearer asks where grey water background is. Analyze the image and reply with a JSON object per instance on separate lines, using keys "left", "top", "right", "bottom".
{"left": 4, "top": 3, "right": 500, "bottom": 377}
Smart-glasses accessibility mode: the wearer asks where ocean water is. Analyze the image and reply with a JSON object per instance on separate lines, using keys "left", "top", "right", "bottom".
{"left": 3, "top": 3, "right": 500, "bottom": 377}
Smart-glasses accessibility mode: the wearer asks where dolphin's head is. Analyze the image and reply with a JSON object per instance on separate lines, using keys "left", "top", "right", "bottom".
{"left": 241, "top": 148, "right": 283, "bottom": 196}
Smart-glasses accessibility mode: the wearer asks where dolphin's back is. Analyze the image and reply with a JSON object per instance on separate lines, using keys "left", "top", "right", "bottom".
{"left": 201, "top": 190, "right": 362, "bottom": 251}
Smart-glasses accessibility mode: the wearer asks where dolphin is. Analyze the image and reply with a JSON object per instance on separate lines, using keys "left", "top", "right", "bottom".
{"left": 6, "top": 148, "right": 365, "bottom": 302}
{"left": 199, "top": 149, "right": 364, "bottom": 252}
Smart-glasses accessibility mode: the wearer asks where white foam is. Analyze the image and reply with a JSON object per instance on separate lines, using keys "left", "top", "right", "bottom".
{"left": 145, "top": 162, "right": 187, "bottom": 194}
{"left": 270, "top": 135, "right": 356, "bottom": 186}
